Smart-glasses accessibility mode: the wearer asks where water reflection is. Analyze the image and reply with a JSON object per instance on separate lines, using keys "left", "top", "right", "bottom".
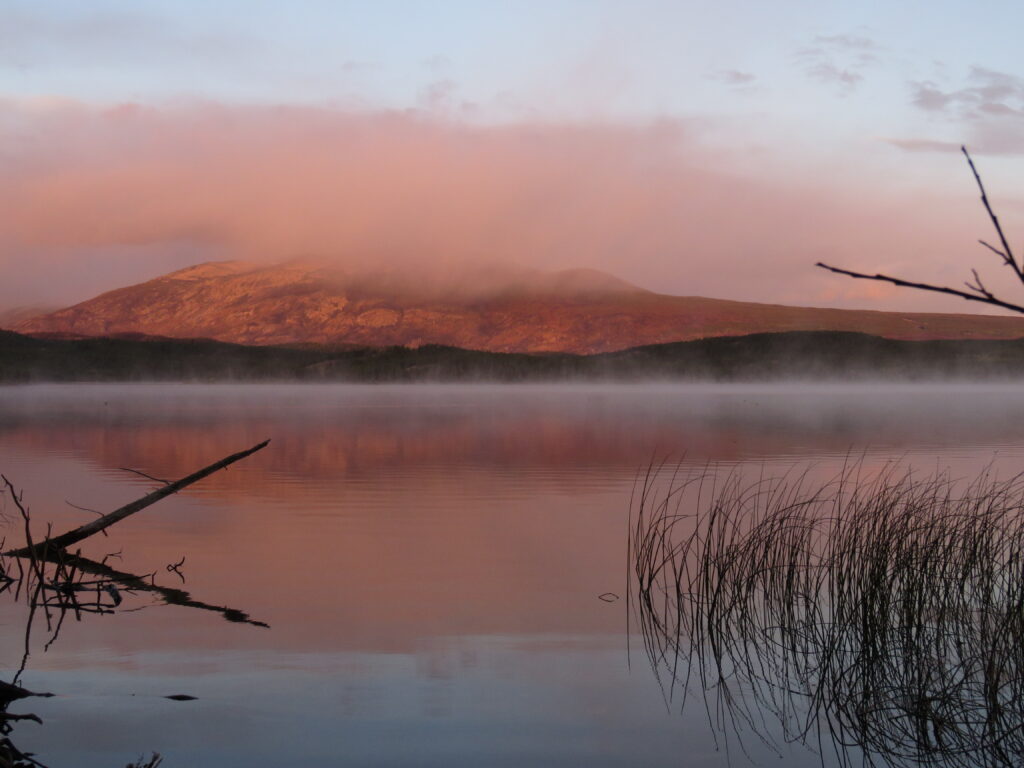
{"left": 6, "top": 384, "right": 1024, "bottom": 486}
{"left": 0, "top": 466, "right": 267, "bottom": 768}
{"left": 1, "top": 384, "right": 1024, "bottom": 766}
{"left": 632, "top": 461, "right": 1024, "bottom": 767}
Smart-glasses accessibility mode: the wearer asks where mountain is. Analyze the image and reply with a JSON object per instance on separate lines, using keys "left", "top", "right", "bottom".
{"left": 16, "top": 260, "right": 1024, "bottom": 353}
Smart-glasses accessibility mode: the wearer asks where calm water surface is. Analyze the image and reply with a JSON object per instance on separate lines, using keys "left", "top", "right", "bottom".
{"left": 2, "top": 383, "right": 1024, "bottom": 767}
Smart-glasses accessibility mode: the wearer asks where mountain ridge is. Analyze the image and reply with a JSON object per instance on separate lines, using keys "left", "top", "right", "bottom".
{"left": 14, "top": 260, "right": 1024, "bottom": 353}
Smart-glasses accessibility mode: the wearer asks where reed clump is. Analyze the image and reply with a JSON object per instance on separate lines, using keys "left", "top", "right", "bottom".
{"left": 630, "top": 461, "right": 1024, "bottom": 768}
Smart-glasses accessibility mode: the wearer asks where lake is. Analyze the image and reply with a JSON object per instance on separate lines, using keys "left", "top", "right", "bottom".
{"left": 2, "top": 383, "right": 1024, "bottom": 767}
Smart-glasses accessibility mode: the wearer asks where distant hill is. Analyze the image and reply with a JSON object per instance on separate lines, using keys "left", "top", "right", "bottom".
{"left": 4, "top": 329, "right": 1024, "bottom": 382}
{"left": 15, "top": 260, "right": 1024, "bottom": 353}
{"left": 0, "top": 305, "right": 57, "bottom": 329}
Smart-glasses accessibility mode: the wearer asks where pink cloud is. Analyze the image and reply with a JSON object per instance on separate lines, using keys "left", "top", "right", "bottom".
{"left": 2, "top": 100, "right": 1022, "bottom": 315}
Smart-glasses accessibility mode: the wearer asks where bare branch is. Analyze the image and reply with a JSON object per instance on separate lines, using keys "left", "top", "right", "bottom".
{"left": 962, "top": 146, "right": 1022, "bottom": 283}
{"left": 819, "top": 148, "right": 1024, "bottom": 316}
{"left": 978, "top": 239, "right": 1012, "bottom": 265}
{"left": 2, "top": 476, "right": 46, "bottom": 585}
{"left": 965, "top": 269, "right": 995, "bottom": 299}
{"left": 64, "top": 500, "right": 109, "bottom": 536}
{"left": 816, "top": 263, "right": 1024, "bottom": 315}
{"left": 166, "top": 555, "right": 186, "bottom": 583}
{"left": 64, "top": 501, "right": 102, "bottom": 516}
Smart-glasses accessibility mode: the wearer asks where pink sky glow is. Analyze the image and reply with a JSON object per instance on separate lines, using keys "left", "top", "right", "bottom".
{"left": 4, "top": 1, "right": 1024, "bottom": 315}
{"left": 3, "top": 99, "right": 1021, "bottom": 315}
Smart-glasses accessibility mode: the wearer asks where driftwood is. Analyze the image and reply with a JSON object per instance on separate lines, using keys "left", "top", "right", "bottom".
{"left": 0, "top": 442, "right": 271, "bottom": 767}
{"left": 0, "top": 439, "right": 273, "bottom": 631}
{"left": 4, "top": 440, "right": 269, "bottom": 559}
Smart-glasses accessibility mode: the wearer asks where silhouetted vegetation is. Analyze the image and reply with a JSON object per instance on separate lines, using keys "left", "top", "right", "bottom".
{"left": 820, "top": 147, "right": 1024, "bottom": 317}
{"left": 0, "top": 443, "right": 268, "bottom": 766}
{"left": 631, "top": 462, "right": 1024, "bottom": 767}
{"left": 5, "top": 329, "right": 1024, "bottom": 382}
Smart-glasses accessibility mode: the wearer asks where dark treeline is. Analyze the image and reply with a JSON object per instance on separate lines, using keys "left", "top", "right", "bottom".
{"left": 4, "top": 329, "right": 1024, "bottom": 382}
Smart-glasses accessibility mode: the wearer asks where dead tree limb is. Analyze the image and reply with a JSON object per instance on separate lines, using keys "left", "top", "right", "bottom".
{"left": 818, "top": 146, "right": 1024, "bottom": 316}
{"left": 4, "top": 440, "right": 269, "bottom": 559}
{"left": 1, "top": 477, "right": 44, "bottom": 585}
{"left": 815, "top": 263, "right": 1024, "bottom": 314}
{"left": 962, "top": 146, "right": 1021, "bottom": 283}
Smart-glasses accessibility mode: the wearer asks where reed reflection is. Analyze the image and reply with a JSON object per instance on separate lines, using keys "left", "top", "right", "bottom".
{"left": 631, "top": 462, "right": 1024, "bottom": 767}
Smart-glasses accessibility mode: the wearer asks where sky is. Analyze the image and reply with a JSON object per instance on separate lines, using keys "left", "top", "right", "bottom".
{"left": 3, "top": 0, "right": 1024, "bottom": 313}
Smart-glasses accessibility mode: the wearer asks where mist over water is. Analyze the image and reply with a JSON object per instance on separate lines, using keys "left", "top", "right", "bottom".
{"left": 1, "top": 383, "right": 1024, "bottom": 766}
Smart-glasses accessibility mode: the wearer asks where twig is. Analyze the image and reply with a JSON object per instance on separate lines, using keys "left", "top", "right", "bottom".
{"left": 962, "top": 146, "right": 1021, "bottom": 282}
{"left": 64, "top": 501, "right": 109, "bottom": 536}
{"left": 1, "top": 478, "right": 46, "bottom": 587}
{"left": 117, "top": 468, "right": 172, "bottom": 486}
{"left": 166, "top": 556, "right": 186, "bottom": 583}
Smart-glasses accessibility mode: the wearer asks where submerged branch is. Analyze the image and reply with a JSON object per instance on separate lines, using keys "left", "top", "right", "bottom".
{"left": 0, "top": 442, "right": 271, "bottom": 767}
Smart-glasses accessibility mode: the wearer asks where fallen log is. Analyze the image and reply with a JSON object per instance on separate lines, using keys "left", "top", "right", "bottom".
{"left": 4, "top": 440, "right": 269, "bottom": 559}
